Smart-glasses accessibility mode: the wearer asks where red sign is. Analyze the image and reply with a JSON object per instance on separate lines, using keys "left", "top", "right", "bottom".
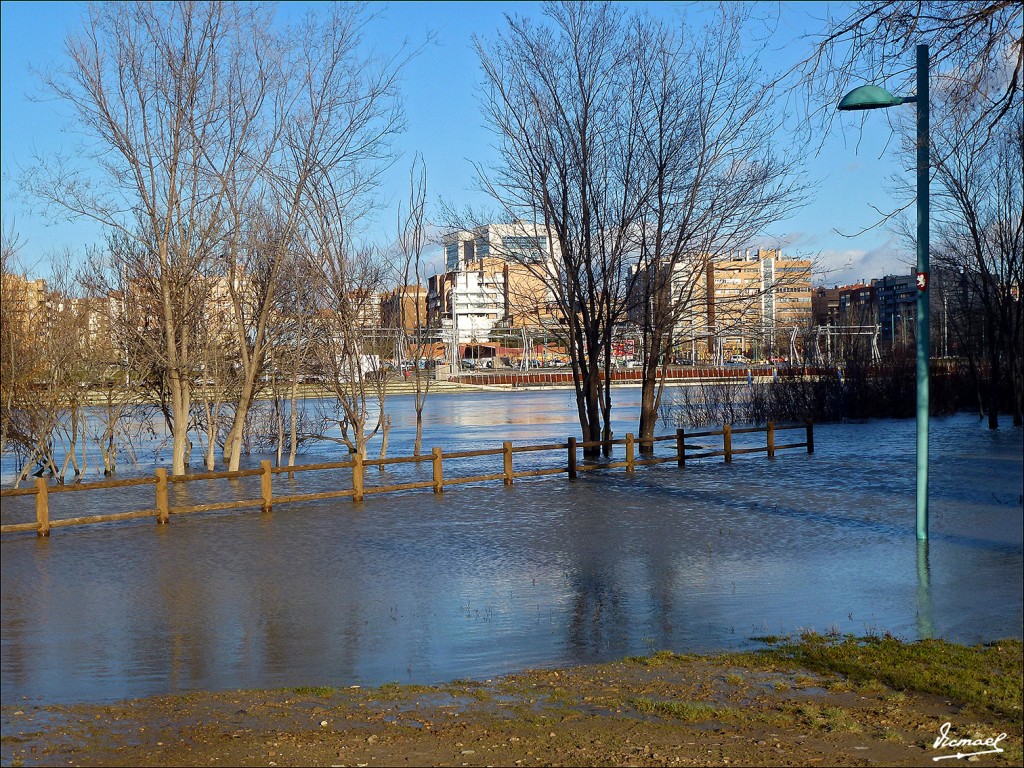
{"left": 916, "top": 271, "right": 929, "bottom": 291}
{"left": 612, "top": 339, "right": 635, "bottom": 357}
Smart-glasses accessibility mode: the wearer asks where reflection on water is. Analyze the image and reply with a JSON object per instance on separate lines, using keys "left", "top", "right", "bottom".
{"left": 1, "top": 399, "right": 1021, "bottom": 706}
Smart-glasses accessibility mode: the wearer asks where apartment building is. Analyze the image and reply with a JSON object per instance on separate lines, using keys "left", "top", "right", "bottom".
{"left": 627, "top": 248, "right": 811, "bottom": 363}
{"left": 0, "top": 274, "right": 47, "bottom": 334}
{"left": 708, "top": 249, "right": 812, "bottom": 360}
{"left": 428, "top": 267, "right": 505, "bottom": 344}
{"left": 381, "top": 285, "right": 428, "bottom": 332}
{"left": 875, "top": 272, "right": 918, "bottom": 349}
{"left": 628, "top": 255, "right": 714, "bottom": 362}
{"left": 428, "top": 222, "right": 558, "bottom": 343}
{"left": 837, "top": 284, "right": 877, "bottom": 333}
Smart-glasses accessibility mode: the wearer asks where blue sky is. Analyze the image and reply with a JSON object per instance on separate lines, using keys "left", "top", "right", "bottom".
{"left": 1, "top": 1, "right": 917, "bottom": 286}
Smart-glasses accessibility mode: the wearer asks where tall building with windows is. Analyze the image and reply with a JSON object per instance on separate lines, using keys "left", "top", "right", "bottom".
{"left": 0, "top": 274, "right": 48, "bottom": 335}
{"left": 429, "top": 222, "right": 559, "bottom": 343}
{"left": 708, "top": 249, "right": 812, "bottom": 360}
{"left": 627, "top": 248, "right": 811, "bottom": 363}
{"left": 381, "top": 285, "right": 428, "bottom": 332}
{"left": 875, "top": 271, "right": 918, "bottom": 350}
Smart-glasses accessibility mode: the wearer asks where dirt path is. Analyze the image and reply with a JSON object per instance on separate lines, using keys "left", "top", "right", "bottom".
{"left": 4, "top": 640, "right": 1021, "bottom": 767}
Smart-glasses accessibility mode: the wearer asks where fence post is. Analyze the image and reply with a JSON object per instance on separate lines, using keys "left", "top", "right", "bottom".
{"left": 767, "top": 421, "right": 776, "bottom": 459}
{"left": 806, "top": 420, "right": 814, "bottom": 454}
{"left": 432, "top": 447, "right": 443, "bottom": 493}
{"left": 723, "top": 423, "right": 733, "bottom": 463}
{"left": 503, "top": 441, "right": 514, "bottom": 485}
{"left": 260, "top": 460, "right": 273, "bottom": 512}
{"left": 34, "top": 478, "right": 50, "bottom": 538}
{"left": 352, "top": 452, "right": 364, "bottom": 502}
{"left": 676, "top": 428, "right": 686, "bottom": 468}
{"left": 155, "top": 468, "right": 169, "bottom": 525}
{"left": 567, "top": 437, "right": 577, "bottom": 479}
{"left": 625, "top": 433, "right": 635, "bottom": 474}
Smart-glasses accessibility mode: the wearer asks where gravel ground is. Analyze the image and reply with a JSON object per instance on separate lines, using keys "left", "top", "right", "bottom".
{"left": 3, "top": 644, "right": 1020, "bottom": 767}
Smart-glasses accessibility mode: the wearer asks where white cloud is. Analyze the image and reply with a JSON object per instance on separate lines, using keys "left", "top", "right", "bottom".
{"left": 815, "top": 237, "right": 913, "bottom": 286}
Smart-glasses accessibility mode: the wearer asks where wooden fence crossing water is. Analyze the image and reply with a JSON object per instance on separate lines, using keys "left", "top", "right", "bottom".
{"left": 1, "top": 421, "right": 813, "bottom": 537}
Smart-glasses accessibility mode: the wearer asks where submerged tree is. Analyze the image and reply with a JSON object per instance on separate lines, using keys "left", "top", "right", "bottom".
{"left": 475, "top": 2, "right": 806, "bottom": 452}
{"left": 0, "top": 223, "right": 31, "bottom": 465}
{"left": 394, "top": 155, "right": 433, "bottom": 456}
{"left": 25, "top": 1, "right": 409, "bottom": 475}
{"left": 475, "top": 1, "right": 648, "bottom": 456}
{"left": 918, "top": 95, "right": 1024, "bottom": 427}
{"left": 627, "top": 8, "right": 806, "bottom": 452}
{"left": 25, "top": 2, "right": 275, "bottom": 475}
{"left": 217, "top": 4, "right": 407, "bottom": 472}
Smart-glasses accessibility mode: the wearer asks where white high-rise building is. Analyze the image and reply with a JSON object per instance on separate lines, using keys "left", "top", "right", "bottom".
{"left": 428, "top": 222, "right": 558, "bottom": 344}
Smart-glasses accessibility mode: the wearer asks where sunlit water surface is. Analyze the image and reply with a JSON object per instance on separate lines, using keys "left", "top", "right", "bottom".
{"left": 1, "top": 391, "right": 1021, "bottom": 706}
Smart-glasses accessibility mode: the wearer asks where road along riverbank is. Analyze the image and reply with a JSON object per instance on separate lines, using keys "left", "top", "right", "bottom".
{"left": 3, "top": 635, "right": 1020, "bottom": 767}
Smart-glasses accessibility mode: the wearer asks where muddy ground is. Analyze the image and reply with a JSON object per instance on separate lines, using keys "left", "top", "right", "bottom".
{"left": 3, "top": 642, "right": 1021, "bottom": 767}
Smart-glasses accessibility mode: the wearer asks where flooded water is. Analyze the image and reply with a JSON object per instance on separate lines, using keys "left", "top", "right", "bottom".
{"left": 1, "top": 390, "right": 1021, "bottom": 706}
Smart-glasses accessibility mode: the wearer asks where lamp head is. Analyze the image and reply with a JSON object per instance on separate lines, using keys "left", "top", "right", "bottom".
{"left": 838, "top": 84, "right": 905, "bottom": 111}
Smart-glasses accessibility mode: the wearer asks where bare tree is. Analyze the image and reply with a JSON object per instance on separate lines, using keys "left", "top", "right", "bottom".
{"left": 627, "top": 8, "right": 807, "bottom": 452}
{"left": 24, "top": 2, "right": 279, "bottom": 475}
{"left": 24, "top": 2, "right": 410, "bottom": 475}
{"left": 4, "top": 254, "right": 99, "bottom": 485}
{"left": 268, "top": 243, "right": 322, "bottom": 469}
{"left": 217, "top": 4, "right": 407, "bottom": 472}
{"left": 0, "top": 222, "right": 32, "bottom": 465}
{"left": 307, "top": 189, "right": 391, "bottom": 457}
{"left": 911, "top": 92, "right": 1024, "bottom": 427}
{"left": 394, "top": 155, "right": 432, "bottom": 456}
{"left": 475, "top": 1, "right": 648, "bottom": 456}
{"left": 797, "top": 1, "right": 1021, "bottom": 140}
{"left": 192, "top": 291, "right": 234, "bottom": 471}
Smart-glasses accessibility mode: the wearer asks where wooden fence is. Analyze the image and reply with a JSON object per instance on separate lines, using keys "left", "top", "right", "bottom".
{"left": 0, "top": 421, "right": 813, "bottom": 537}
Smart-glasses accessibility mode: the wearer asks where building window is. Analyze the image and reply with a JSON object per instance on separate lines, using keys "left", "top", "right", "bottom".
{"left": 502, "top": 236, "right": 545, "bottom": 263}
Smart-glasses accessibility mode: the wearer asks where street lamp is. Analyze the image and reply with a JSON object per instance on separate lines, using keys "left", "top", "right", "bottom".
{"left": 838, "top": 44, "right": 930, "bottom": 541}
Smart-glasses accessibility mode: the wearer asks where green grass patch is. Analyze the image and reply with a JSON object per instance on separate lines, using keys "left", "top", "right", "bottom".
{"left": 292, "top": 686, "right": 336, "bottom": 697}
{"left": 763, "top": 634, "right": 1023, "bottom": 719}
{"left": 629, "top": 697, "right": 728, "bottom": 721}
{"left": 623, "top": 650, "right": 679, "bottom": 667}
{"left": 782, "top": 702, "right": 861, "bottom": 732}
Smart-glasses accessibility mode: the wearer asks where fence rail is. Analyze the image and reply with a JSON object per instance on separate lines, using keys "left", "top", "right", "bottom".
{"left": 1, "top": 421, "right": 813, "bottom": 537}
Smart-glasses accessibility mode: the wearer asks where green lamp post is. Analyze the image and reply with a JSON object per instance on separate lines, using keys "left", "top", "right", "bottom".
{"left": 838, "top": 44, "right": 930, "bottom": 541}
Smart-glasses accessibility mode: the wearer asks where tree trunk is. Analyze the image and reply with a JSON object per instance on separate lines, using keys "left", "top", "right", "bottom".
{"left": 584, "top": 372, "right": 602, "bottom": 458}
{"left": 169, "top": 374, "right": 190, "bottom": 476}
{"left": 378, "top": 414, "right": 390, "bottom": 468}
{"left": 414, "top": 405, "right": 424, "bottom": 457}
{"left": 638, "top": 371, "right": 658, "bottom": 456}
{"left": 987, "top": 355, "right": 1000, "bottom": 430}
{"left": 224, "top": 377, "right": 257, "bottom": 471}
{"left": 288, "top": 380, "right": 300, "bottom": 468}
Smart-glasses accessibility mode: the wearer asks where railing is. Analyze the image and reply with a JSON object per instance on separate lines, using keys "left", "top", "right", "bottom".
{"left": 452, "top": 365, "right": 825, "bottom": 387}
{"left": 1, "top": 421, "right": 813, "bottom": 537}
